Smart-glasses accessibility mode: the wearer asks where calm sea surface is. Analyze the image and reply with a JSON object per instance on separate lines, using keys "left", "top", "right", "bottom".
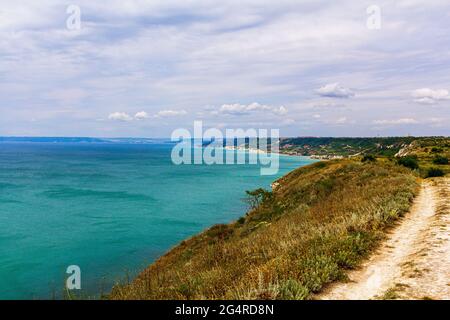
{"left": 0, "top": 141, "right": 314, "bottom": 299}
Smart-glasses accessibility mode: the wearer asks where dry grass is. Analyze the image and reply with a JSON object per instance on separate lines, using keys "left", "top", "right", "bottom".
{"left": 109, "top": 160, "right": 419, "bottom": 300}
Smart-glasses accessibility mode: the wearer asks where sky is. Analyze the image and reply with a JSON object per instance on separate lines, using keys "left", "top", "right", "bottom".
{"left": 0, "top": 0, "right": 449, "bottom": 138}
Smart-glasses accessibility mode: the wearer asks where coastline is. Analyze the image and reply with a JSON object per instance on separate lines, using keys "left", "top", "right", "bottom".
{"left": 0, "top": 141, "right": 315, "bottom": 299}
{"left": 109, "top": 158, "right": 420, "bottom": 300}
{"left": 108, "top": 153, "right": 316, "bottom": 298}
{"left": 220, "top": 145, "right": 319, "bottom": 160}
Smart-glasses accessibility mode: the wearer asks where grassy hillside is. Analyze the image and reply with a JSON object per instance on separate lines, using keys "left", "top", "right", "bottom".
{"left": 110, "top": 160, "right": 419, "bottom": 300}
{"left": 399, "top": 137, "right": 450, "bottom": 176}
{"left": 281, "top": 137, "right": 450, "bottom": 177}
{"left": 279, "top": 137, "right": 417, "bottom": 157}
{"left": 279, "top": 137, "right": 450, "bottom": 158}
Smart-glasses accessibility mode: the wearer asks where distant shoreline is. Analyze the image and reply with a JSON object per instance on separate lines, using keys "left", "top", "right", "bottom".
{"left": 220, "top": 145, "right": 338, "bottom": 161}
{"left": 220, "top": 145, "right": 312, "bottom": 159}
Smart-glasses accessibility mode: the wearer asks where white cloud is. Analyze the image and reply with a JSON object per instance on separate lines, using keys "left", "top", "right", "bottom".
{"left": 373, "top": 118, "right": 418, "bottom": 125}
{"left": 155, "top": 109, "right": 188, "bottom": 117}
{"left": 108, "top": 112, "right": 133, "bottom": 121}
{"left": 218, "top": 103, "right": 287, "bottom": 115}
{"left": 134, "top": 111, "right": 149, "bottom": 120}
{"left": 312, "top": 102, "right": 347, "bottom": 109}
{"left": 320, "top": 116, "right": 352, "bottom": 125}
{"left": 282, "top": 118, "right": 295, "bottom": 125}
{"left": 2, "top": 1, "right": 450, "bottom": 137}
{"left": 317, "top": 83, "right": 354, "bottom": 98}
{"left": 274, "top": 106, "right": 288, "bottom": 115}
{"left": 335, "top": 117, "right": 348, "bottom": 124}
{"left": 412, "top": 88, "right": 449, "bottom": 104}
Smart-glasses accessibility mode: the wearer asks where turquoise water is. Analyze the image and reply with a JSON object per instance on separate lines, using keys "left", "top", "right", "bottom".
{"left": 0, "top": 141, "right": 314, "bottom": 299}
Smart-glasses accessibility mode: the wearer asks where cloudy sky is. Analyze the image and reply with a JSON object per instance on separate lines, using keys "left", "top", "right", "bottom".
{"left": 0, "top": 0, "right": 449, "bottom": 137}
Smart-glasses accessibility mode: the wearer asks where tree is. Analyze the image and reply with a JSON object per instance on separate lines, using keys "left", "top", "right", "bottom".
{"left": 426, "top": 168, "right": 445, "bottom": 178}
{"left": 397, "top": 156, "right": 419, "bottom": 170}
{"left": 433, "top": 155, "right": 449, "bottom": 165}
{"left": 361, "top": 154, "right": 376, "bottom": 162}
{"left": 245, "top": 188, "right": 273, "bottom": 210}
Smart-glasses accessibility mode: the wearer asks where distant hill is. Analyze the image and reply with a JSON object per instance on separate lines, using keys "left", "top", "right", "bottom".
{"left": 279, "top": 137, "right": 450, "bottom": 158}
{"left": 0, "top": 137, "right": 171, "bottom": 144}
{"left": 0, "top": 137, "right": 108, "bottom": 143}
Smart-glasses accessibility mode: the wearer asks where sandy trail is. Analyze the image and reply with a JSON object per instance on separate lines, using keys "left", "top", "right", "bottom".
{"left": 318, "top": 177, "right": 450, "bottom": 300}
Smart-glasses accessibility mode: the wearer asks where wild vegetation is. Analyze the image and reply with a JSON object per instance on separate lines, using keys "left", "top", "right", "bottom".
{"left": 283, "top": 137, "right": 450, "bottom": 178}
{"left": 110, "top": 160, "right": 419, "bottom": 300}
{"left": 394, "top": 137, "right": 450, "bottom": 177}
{"left": 279, "top": 136, "right": 450, "bottom": 161}
{"left": 397, "top": 156, "right": 419, "bottom": 170}
{"left": 279, "top": 137, "right": 417, "bottom": 157}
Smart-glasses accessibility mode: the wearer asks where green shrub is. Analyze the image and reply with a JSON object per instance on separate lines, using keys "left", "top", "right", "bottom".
{"left": 397, "top": 156, "right": 419, "bottom": 170}
{"left": 361, "top": 154, "right": 376, "bottom": 162}
{"left": 426, "top": 168, "right": 445, "bottom": 178}
{"left": 245, "top": 188, "right": 273, "bottom": 210}
{"left": 431, "top": 147, "right": 443, "bottom": 153}
{"left": 433, "top": 155, "right": 449, "bottom": 165}
{"left": 206, "top": 224, "right": 233, "bottom": 240}
{"left": 278, "top": 279, "right": 309, "bottom": 300}
{"left": 298, "top": 254, "right": 343, "bottom": 292}
{"left": 333, "top": 232, "right": 373, "bottom": 268}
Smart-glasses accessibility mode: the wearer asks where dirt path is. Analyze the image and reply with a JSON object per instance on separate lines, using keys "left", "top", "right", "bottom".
{"left": 318, "top": 177, "right": 450, "bottom": 300}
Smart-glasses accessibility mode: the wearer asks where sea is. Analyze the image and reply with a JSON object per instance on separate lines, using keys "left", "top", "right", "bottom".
{"left": 0, "top": 138, "right": 315, "bottom": 299}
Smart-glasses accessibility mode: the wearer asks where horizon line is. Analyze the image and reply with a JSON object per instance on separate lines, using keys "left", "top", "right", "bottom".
{"left": 1, "top": 135, "right": 449, "bottom": 140}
